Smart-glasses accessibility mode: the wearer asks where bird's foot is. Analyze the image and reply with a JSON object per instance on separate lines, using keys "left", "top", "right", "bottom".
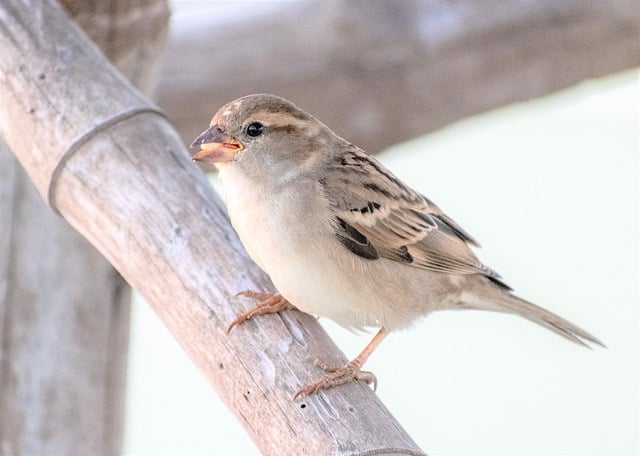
{"left": 226, "top": 290, "right": 293, "bottom": 334}
{"left": 293, "top": 358, "right": 377, "bottom": 400}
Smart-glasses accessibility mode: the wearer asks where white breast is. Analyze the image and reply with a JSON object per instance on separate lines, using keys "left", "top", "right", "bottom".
{"left": 217, "top": 164, "right": 448, "bottom": 331}
{"left": 218, "top": 164, "right": 323, "bottom": 272}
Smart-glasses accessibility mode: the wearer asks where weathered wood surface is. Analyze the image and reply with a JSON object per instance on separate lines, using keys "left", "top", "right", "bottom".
{"left": 59, "top": 0, "right": 170, "bottom": 95}
{"left": 0, "top": 1, "right": 169, "bottom": 454}
{"left": 158, "top": 0, "right": 640, "bottom": 154}
{"left": 0, "top": 145, "right": 131, "bottom": 456}
{"left": 0, "top": 1, "right": 424, "bottom": 455}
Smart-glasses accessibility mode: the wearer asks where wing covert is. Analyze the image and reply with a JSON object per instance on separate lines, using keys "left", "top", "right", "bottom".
{"left": 322, "top": 147, "right": 508, "bottom": 287}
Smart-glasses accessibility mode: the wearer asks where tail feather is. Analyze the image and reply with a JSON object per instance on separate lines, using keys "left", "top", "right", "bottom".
{"left": 462, "top": 287, "right": 604, "bottom": 348}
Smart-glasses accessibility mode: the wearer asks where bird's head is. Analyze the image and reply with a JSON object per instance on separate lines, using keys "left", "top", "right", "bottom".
{"left": 191, "top": 93, "right": 338, "bottom": 179}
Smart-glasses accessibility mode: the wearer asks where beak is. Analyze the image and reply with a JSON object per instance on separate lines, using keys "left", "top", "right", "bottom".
{"left": 190, "top": 125, "right": 243, "bottom": 163}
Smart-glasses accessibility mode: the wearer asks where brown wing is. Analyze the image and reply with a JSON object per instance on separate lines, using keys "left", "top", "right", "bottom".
{"left": 321, "top": 147, "right": 509, "bottom": 287}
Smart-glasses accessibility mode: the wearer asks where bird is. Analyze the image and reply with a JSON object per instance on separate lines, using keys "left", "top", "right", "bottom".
{"left": 191, "top": 93, "right": 602, "bottom": 399}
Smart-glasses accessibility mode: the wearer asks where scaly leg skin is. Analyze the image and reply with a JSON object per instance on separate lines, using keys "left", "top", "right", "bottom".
{"left": 226, "top": 290, "right": 293, "bottom": 334}
{"left": 293, "top": 327, "right": 389, "bottom": 400}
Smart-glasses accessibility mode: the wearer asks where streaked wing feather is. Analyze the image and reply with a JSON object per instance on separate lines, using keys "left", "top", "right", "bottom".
{"left": 323, "top": 147, "right": 506, "bottom": 285}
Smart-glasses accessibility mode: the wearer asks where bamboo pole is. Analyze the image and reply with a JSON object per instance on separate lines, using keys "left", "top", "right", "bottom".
{"left": 0, "top": 1, "right": 424, "bottom": 454}
{"left": 0, "top": 147, "right": 131, "bottom": 455}
{"left": 0, "top": 1, "right": 169, "bottom": 454}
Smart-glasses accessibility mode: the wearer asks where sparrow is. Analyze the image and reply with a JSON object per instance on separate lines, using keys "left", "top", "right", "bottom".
{"left": 191, "top": 93, "right": 602, "bottom": 399}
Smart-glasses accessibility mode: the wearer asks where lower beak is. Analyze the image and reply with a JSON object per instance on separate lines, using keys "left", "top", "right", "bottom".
{"left": 190, "top": 125, "right": 243, "bottom": 163}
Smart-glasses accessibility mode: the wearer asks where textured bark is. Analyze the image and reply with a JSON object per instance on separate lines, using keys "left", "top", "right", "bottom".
{"left": 0, "top": 148, "right": 131, "bottom": 455}
{"left": 59, "top": 0, "right": 170, "bottom": 95}
{"left": 0, "top": 1, "right": 169, "bottom": 454}
{"left": 0, "top": 1, "right": 423, "bottom": 455}
{"left": 157, "top": 0, "right": 640, "bottom": 154}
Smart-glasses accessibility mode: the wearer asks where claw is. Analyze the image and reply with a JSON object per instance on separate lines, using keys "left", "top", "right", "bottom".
{"left": 311, "top": 357, "right": 342, "bottom": 372}
{"left": 294, "top": 328, "right": 388, "bottom": 400}
{"left": 234, "top": 290, "right": 273, "bottom": 301}
{"left": 226, "top": 291, "right": 292, "bottom": 334}
{"left": 293, "top": 359, "right": 377, "bottom": 400}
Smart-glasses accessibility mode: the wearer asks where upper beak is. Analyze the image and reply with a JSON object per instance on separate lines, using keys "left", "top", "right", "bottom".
{"left": 190, "top": 125, "right": 243, "bottom": 163}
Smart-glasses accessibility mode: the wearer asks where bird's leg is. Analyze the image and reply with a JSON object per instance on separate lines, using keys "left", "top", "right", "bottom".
{"left": 226, "top": 290, "right": 294, "bottom": 334}
{"left": 294, "top": 327, "right": 389, "bottom": 399}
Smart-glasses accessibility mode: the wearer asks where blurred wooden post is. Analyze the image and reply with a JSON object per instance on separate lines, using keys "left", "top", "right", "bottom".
{"left": 158, "top": 0, "right": 640, "bottom": 153}
{"left": 0, "top": 1, "right": 169, "bottom": 454}
{"left": 0, "top": 1, "right": 424, "bottom": 455}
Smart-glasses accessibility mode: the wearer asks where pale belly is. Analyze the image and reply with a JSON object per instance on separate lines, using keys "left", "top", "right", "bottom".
{"left": 220, "top": 168, "right": 460, "bottom": 330}
{"left": 262, "top": 233, "right": 461, "bottom": 331}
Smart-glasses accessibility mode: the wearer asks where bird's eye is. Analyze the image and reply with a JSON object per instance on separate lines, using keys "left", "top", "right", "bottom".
{"left": 245, "top": 122, "right": 263, "bottom": 137}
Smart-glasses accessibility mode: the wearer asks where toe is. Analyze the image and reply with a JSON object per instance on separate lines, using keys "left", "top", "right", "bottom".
{"left": 311, "top": 357, "right": 343, "bottom": 372}
{"left": 293, "top": 361, "right": 378, "bottom": 399}
{"left": 227, "top": 292, "right": 293, "bottom": 333}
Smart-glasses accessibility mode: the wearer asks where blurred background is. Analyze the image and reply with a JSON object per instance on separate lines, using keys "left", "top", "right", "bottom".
{"left": 122, "top": 2, "right": 638, "bottom": 453}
